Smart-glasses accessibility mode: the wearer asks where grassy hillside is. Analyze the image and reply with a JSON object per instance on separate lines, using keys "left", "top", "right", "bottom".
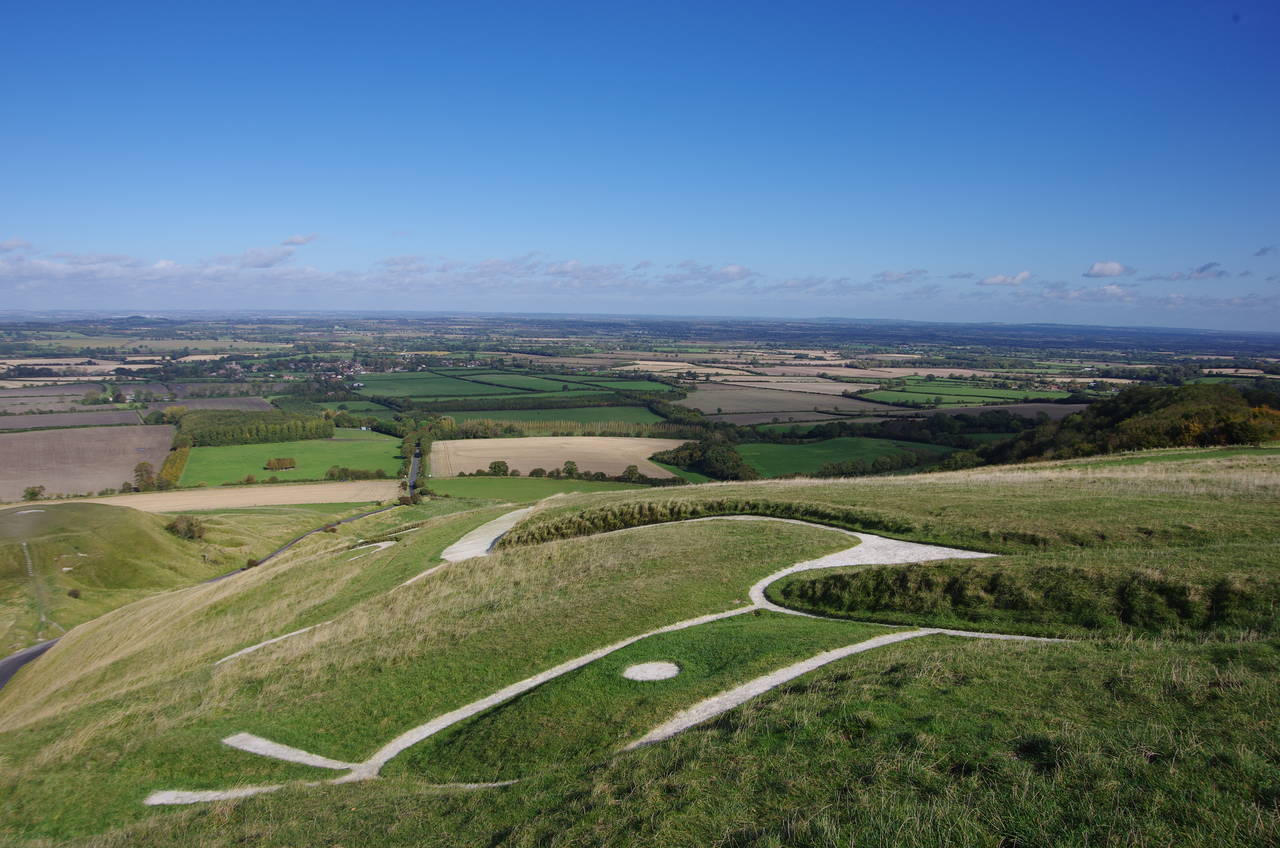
{"left": 0, "top": 447, "right": 1276, "bottom": 845}
{"left": 0, "top": 517, "right": 850, "bottom": 839}
{"left": 0, "top": 501, "right": 423, "bottom": 654}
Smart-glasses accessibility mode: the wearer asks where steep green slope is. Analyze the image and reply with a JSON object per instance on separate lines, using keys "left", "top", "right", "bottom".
{"left": 0, "top": 504, "right": 234, "bottom": 653}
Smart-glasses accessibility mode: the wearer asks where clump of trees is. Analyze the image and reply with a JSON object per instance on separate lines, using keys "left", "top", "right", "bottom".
{"left": 651, "top": 438, "right": 760, "bottom": 481}
{"left": 157, "top": 446, "right": 190, "bottom": 487}
{"left": 325, "top": 466, "right": 390, "bottom": 480}
{"left": 22, "top": 485, "right": 45, "bottom": 501}
{"left": 165, "top": 514, "right": 207, "bottom": 540}
{"left": 982, "top": 384, "right": 1280, "bottom": 464}
{"left": 460, "top": 459, "right": 681, "bottom": 486}
{"left": 176, "top": 410, "right": 334, "bottom": 447}
{"left": 265, "top": 457, "right": 297, "bottom": 471}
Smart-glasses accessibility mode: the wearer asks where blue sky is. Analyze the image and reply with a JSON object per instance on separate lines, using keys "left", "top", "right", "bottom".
{"left": 1, "top": 1, "right": 1277, "bottom": 330}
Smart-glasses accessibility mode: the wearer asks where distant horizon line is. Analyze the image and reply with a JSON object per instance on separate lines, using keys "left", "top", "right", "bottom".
{"left": 0, "top": 308, "right": 1278, "bottom": 340}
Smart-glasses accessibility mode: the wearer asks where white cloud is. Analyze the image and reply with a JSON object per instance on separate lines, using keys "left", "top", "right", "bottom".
{"left": 232, "top": 246, "right": 296, "bottom": 269}
{"left": 1141, "top": 261, "right": 1230, "bottom": 282}
{"left": 281, "top": 234, "right": 318, "bottom": 245}
{"left": 873, "top": 268, "right": 928, "bottom": 284}
{"left": 1083, "top": 260, "right": 1134, "bottom": 277}
{"left": 0, "top": 238, "right": 32, "bottom": 252}
{"left": 978, "top": 270, "right": 1032, "bottom": 286}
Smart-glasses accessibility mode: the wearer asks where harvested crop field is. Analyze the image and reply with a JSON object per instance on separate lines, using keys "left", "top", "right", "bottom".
{"left": 0, "top": 383, "right": 102, "bottom": 397}
{"left": 445, "top": 407, "right": 663, "bottom": 424}
{"left": 0, "top": 425, "right": 175, "bottom": 501}
{"left": 0, "top": 398, "right": 92, "bottom": 414}
{"left": 429, "top": 436, "right": 687, "bottom": 477}
{"left": 680, "top": 384, "right": 896, "bottom": 415}
{"left": 718, "top": 378, "right": 879, "bottom": 395}
{"left": 145, "top": 397, "right": 273, "bottom": 413}
{"left": 0, "top": 410, "right": 140, "bottom": 431}
{"left": 756, "top": 365, "right": 997, "bottom": 378}
{"left": 704, "top": 411, "right": 857, "bottom": 425}
{"left": 39, "top": 480, "right": 401, "bottom": 512}
{"left": 908, "top": 402, "right": 1088, "bottom": 420}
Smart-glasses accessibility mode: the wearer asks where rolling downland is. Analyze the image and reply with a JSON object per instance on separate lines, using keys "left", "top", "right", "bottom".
{"left": 0, "top": 446, "right": 1275, "bottom": 846}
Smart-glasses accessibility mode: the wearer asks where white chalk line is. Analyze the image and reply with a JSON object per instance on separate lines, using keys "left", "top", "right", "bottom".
{"left": 624, "top": 626, "right": 1063, "bottom": 750}
{"left": 440, "top": 507, "right": 535, "bottom": 562}
{"left": 348, "top": 540, "right": 397, "bottom": 561}
{"left": 149, "top": 513, "right": 1066, "bottom": 805}
{"left": 213, "top": 625, "right": 322, "bottom": 666}
{"left": 213, "top": 510, "right": 531, "bottom": 665}
{"left": 223, "top": 733, "right": 356, "bottom": 770}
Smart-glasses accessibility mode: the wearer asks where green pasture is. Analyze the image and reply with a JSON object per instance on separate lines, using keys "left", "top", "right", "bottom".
{"left": 356, "top": 373, "right": 524, "bottom": 398}
{"left": 464, "top": 374, "right": 579, "bottom": 391}
{"left": 179, "top": 429, "right": 401, "bottom": 486}
{"left": 586, "top": 379, "right": 676, "bottom": 392}
{"left": 861, "top": 390, "right": 977, "bottom": 405}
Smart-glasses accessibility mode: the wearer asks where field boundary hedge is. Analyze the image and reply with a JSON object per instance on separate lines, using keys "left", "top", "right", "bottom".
{"left": 157, "top": 445, "right": 190, "bottom": 487}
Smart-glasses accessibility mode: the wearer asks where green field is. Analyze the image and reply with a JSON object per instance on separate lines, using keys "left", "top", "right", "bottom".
{"left": 652, "top": 460, "right": 715, "bottom": 483}
{"left": 356, "top": 373, "right": 526, "bottom": 398}
{"left": 443, "top": 406, "right": 662, "bottom": 424}
{"left": 586, "top": 379, "right": 676, "bottom": 392}
{"left": 462, "top": 374, "right": 578, "bottom": 391}
{"left": 737, "top": 437, "right": 954, "bottom": 477}
{"left": 179, "top": 428, "right": 401, "bottom": 486}
{"left": 862, "top": 390, "right": 982, "bottom": 405}
{"left": 423, "top": 476, "right": 645, "bottom": 499}
{"left": 861, "top": 377, "right": 1072, "bottom": 407}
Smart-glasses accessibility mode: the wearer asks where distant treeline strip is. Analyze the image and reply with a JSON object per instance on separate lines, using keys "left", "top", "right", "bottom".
{"left": 176, "top": 410, "right": 335, "bottom": 447}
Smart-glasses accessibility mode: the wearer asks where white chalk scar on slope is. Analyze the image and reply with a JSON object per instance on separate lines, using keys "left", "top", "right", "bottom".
{"left": 146, "top": 513, "right": 1064, "bottom": 806}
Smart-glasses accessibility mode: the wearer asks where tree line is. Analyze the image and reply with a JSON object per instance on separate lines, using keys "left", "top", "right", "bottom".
{"left": 175, "top": 410, "right": 334, "bottom": 447}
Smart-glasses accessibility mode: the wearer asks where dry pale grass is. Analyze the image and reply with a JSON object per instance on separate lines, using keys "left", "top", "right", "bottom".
{"left": 35, "top": 480, "right": 402, "bottom": 512}
{"left": 0, "top": 505, "right": 513, "bottom": 738}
